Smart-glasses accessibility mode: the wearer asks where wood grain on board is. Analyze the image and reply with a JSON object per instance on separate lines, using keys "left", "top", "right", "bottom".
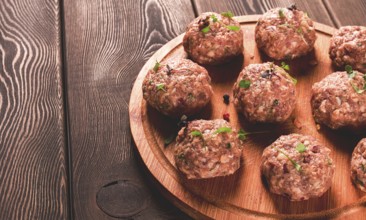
{"left": 192, "top": 0, "right": 335, "bottom": 26}
{"left": 323, "top": 0, "right": 366, "bottom": 27}
{"left": 62, "top": 0, "right": 194, "bottom": 219}
{"left": 0, "top": 0, "right": 69, "bottom": 219}
{"left": 129, "top": 16, "right": 366, "bottom": 220}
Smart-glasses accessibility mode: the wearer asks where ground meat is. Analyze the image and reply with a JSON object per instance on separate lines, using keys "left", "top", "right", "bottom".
{"left": 232, "top": 62, "right": 296, "bottom": 123}
{"left": 261, "top": 134, "right": 335, "bottom": 201}
{"left": 351, "top": 138, "right": 366, "bottom": 192}
{"left": 183, "top": 12, "right": 244, "bottom": 65}
{"left": 329, "top": 26, "right": 366, "bottom": 73}
{"left": 255, "top": 7, "right": 316, "bottom": 60}
{"left": 142, "top": 58, "right": 213, "bottom": 117}
{"left": 311, "top": 71, "right": 366, "bottom": 130}
{"left": 174, "top": 119, "right": 243, "bottom": 179}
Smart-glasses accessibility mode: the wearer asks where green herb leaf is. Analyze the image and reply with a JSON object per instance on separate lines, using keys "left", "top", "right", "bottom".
{"left": 226, "top": 25, "right": 240, "bottom": 31}
{"left": 214, "top": 127, "right": 232, "bottom": 134}
{"left": 201, "top": 26, "right": 210, "bottom": 33}
{"left": 351, "top": 82, "right": 364, "bottom": 94}
{"left": 281, "top": 61, "right": 290, "bottom": 71}
{"left": 156, "top": 83, "right": 166, "bottom": 91}
{"left": 190, "top": 130, "right": 202, "bottom": 137}
{"left": 221, "top": 11, "right": 234, "bottom": 18}
{"left": 153, "top": 61, "right": 160, "bottom": 72}
{"left": 164, "top": 134, "right": 176, "bottom": 146}
{"left": 296, "top": 28, "right": 303, "bottom": 35}
{"left": 279, "top": 9, "right": 285, "bottom": 18}
{"left": 282, "top": 72, "right": 297, "bottom": 85}
{"left": 361, "top": 164, "right": 366, "bottom": 173}
{"left": 211, "top": 14, "right": 218, "bottom": 22}
{"left": 239, "top": 80, "right": 251, "bottom": 89}
{"left": 345, "top": 65, "right": 355, "bottom": 78}
{"left": 296, "top": 143, "right": 307, "bottom": 153}
{"left": 226, "top": 143, "right": 231, "bottom": 149}
{"left": 275, "top": 148, "right": 302, "bottom": 172}
{"left": 238, "top": 129, "right": 247, "bottom": 140}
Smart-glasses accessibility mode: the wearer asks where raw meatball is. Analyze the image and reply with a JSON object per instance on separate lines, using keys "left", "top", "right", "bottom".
{"left": 329, "top": 26, "right": 366, "bottom": 73}
{"left": 142, "top": 58, "right": 213, "bottom": 117}
{"left": 261, "top": 133, "right": 335, "bottom": 201}
{"left": 255, "top": 6, "right": 316, "bottom": 60}
{"left": 351, "top": 138, "right": 366, "bottom": 192}
{"left": 174, "top": 119, "right": 243, "bottom": 179}
{"left": 183, "top": 12, "right": 244, "bottom": 65}
{"left": 311, "top": 71, "right": 366, "bottom": 130}
{"left": 232, "top": 62, "right": 296, "bottom": 123}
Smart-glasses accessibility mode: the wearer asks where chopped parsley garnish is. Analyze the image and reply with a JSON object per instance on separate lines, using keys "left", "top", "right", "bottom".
{"left": 190, "top": 130, "right": 202, "bottom": 137}
{"left": 281, "top": 61, "right": 290, "bottom": 71}
{"left": 239, "top": 80, "right": 251, "bottom": 89}
{"left": 156, "top": 83, "right": 166, "bottom": 91}
{"left": 279, "top": 9, "right": 285, "bottom": 18}
{"left": 201, "top": 26, "right": 210, "bottom": 33}
{"left": 345, "top": 65, "right": 355, "bottom": 78}
{"left": 295, "top": 143, "right": 307, "bottom": 153}
{"left": 351, "top": 82, "right": 364, "bottom": 94}
{"left": 211, "top": 14, "right": 218, "bottom": 22}
{"left": 221, "top": 11, "right": 234, "bottom": 18}
{"left": 361, "top": 164, "right": 366, "bottom": 173}
{"left": 276, "top": 148, "right": 302, "bottom": 172}
{"left": 238, "top": 129, "right": 247, "bottom": 140}
{"left": 164, "top": 134, "right": 176, "bottom": 146}
{"left": 226, "top": 25, "right": 240, "bottom": 31}
{"left": 297, "top": 28, "right": 303, "bottom": 35}
{"left": 283, "top": 72, "right": 297, "bottom": 85}
{"left": 166, "top": 64, "right": 172, "bottom": 75}
{"left": 226, "top": 143, "right": 231, "bottom": 149}
{"left": 153, "top": 61, "right": 160, "bottom": 72}
{"left": 214, "top": 127, "right": 232, "bottom": 134}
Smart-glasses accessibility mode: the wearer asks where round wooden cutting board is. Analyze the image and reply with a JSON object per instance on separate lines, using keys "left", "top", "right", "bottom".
{"left": 129, "top": 15, "right": 366, "bottom": 219}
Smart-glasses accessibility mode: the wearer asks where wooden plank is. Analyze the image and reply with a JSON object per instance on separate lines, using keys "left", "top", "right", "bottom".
{"left": 323, "top": 0, "right": 366, "bottom": 27}
{"left": 0, "top": 0, "right": 69, "bottom": 219}
{"left": 62, "top": 0, "right": 195, "bottom": 219}
{"left": 193, "top": 0, "right": 335, "bottom": 27}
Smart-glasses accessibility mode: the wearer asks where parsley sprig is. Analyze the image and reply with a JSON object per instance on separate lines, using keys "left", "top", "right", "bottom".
{"left": 214, "top": 127, "right": 232, "bottom": 134}
{"left": 239, "top": 80, "right": 251, "bottom": 89}
{"left": 275, "top": 148, "right": 302, "bottom": 172}
{"left": 153, "top": 61, "right": 160, "bottom": 72}
{"left": 295, "top": 143, "right": 307, "bottom": 153}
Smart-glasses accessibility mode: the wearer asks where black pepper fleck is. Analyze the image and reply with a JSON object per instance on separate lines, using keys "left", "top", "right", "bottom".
{"left": 223, "top": 94, "right": 230, "bottom": 105}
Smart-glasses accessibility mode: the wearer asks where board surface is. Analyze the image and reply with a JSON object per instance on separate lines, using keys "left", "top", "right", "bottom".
{"left": 129, "top": 15, "right": 366, "bottom": 219}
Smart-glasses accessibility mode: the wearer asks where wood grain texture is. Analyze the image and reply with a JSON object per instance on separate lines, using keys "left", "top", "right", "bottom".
{"left": 62, "top": 0, "right": 194, "bottom": 219}
{"left": 193, "top": 0, "right": 335, "bottom": 27}
{"left": 0, "top": 0, "right": 69, "bottom": 219}
{"left": 323, "top": 0, "right": 366, "bottom": 27}
{"left": 130, "top": 16, "right": 366, "bottom": 220}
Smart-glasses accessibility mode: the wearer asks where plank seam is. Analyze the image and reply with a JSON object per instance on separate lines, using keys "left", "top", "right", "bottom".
{"left": 321, "top": 0, "right": 341, "bottom": 28}
{"left": 58, "top": 0, "right": 74, "bottom": 219}
{"left": 190, "top": 0, "right": 199, "bottom": 17}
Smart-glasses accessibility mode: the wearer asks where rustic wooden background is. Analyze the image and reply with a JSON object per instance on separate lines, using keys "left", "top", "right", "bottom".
{"left": 0, "top": 0, "right": 365, "bottom": 219}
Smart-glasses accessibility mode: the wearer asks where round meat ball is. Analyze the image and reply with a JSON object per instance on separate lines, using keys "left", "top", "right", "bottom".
{"left": 232, "top": 62, "right": 296, "bottom": 123}
{"left": 329, "top": 26, "right": 366, "bottom": 73}
{"left": 255, "top": 7, "right": 316, "bottom": 60}
{"left": 183, "top": 12, "right": 244, "bottom": 65}
{"left": 261, "top": 133, "right": 335, "bottom": 201}
{"left": 174, "top": 119, "right": 243, "bottom": 179}
{"left": 311, "top": 71, "right": 366, "bottom": 130}
{"left": 351, "top": 138, "right": 366, "bottom": 192}
{"left": 142, "top": 58, "right": 213, "bottom": 117}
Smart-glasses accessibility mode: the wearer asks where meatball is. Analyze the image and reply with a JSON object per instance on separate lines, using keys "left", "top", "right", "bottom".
{"left": 255, "top": 7, "right": 316, "bottom": 60}
{"left": 142, "top": 58, "right": 213, "bottom": 117}
{"left": 329, "top": 26, "right": 366, "bottom": 73}
{"left": 174, "top": 119, "right": 243, "bottom": 179}
{"left": 351, "top": 138, "right": 366, "bottom": 192}
{"left": 232, "top": 62, "right": 296, "bottom": 123}
{"left": 183, "top": 12, "right": 244, "bottom": 65}
{"left": 311, "top": 71, "right": 366, "bottom": 130}
{"left": 261, "top": 134, "right": 335, "bottom": 201}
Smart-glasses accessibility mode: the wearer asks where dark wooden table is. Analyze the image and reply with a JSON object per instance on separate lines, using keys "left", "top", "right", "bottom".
{"left": 1, "top": 0, "right": 365, "bottom": 219}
